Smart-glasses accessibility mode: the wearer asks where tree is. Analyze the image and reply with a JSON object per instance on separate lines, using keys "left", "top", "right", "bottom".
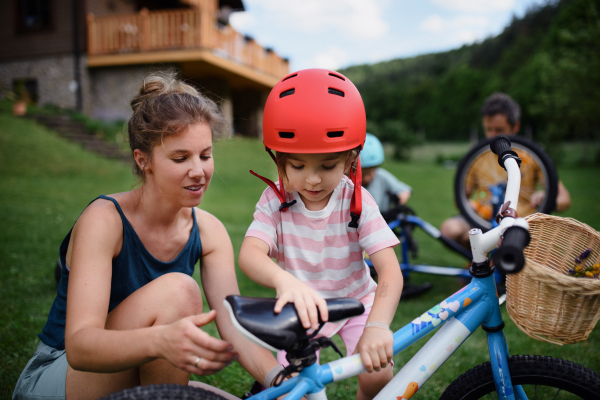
{"left": 532, "top": 0, "right": 600, "bottom": 161}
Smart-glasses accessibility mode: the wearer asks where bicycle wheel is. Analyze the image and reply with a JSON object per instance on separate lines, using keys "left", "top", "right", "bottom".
{"left": 454, "top": 136, "right": 558, "bottom": 231}
{"left": 100, "top": 384, "right": 230, "bottom": 400}
{"left": 440, "top": 355, "right": 600, "bottom": 400}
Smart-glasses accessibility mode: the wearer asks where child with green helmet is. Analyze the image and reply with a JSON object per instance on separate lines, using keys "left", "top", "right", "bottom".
{"left": 360, "top": 133, "right": 412, "bottom": 219}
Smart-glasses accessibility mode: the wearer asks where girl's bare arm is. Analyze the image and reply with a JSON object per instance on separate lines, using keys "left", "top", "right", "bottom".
{"left": 354, "top": 247, "right": 403, "bottom": 372}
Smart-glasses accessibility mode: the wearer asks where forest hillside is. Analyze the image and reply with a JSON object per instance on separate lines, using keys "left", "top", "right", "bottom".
{"left": 340, "top": 0, "right": 599, "bottom": 161}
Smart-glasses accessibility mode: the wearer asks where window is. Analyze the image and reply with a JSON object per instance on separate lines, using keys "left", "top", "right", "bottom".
{"left": 16, "top": 0, "right": 52, "bottom": 34}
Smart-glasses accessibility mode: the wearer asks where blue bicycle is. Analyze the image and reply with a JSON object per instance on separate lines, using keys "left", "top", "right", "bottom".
{"left": 105, "top": 137, "right": 598, "bottom": 399}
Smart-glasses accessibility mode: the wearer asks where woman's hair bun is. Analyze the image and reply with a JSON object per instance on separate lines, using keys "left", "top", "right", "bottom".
{"left": 131, "top": 71, "right": 199, "bottom": 113}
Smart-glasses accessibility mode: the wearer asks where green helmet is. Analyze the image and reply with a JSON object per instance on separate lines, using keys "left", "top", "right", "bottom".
{"left": 359, "top": 133, "right": 385, "bottom": 168}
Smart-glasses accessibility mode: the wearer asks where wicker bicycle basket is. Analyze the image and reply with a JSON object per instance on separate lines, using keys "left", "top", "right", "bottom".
{"left": 506, "top": 213, "right": 600, "bottom": 345}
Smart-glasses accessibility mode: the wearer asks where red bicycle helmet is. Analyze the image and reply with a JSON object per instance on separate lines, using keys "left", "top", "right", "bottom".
{"left": 251, "top": 69, "right": 366, "bottom": 227}
{"left": 263, "top": 68, "right": 366, "bottom": 153}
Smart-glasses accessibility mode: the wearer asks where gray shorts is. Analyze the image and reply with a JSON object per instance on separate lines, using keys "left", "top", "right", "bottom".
{"left": 13, "top": 341, "right": 68, "bottom": 400}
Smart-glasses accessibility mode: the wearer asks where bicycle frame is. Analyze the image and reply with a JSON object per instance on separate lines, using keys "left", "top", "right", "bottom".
{"left": 389, "top": 216, "right": 473, "bottom": 279}
{"left": 364, "top": 214, "right": 473, "bottom": 279}
{"left": 251, "top": 274, "right": 522, "bottom": 400}
{"left": 248, "top": 157, "right": 529, "bottom": 400}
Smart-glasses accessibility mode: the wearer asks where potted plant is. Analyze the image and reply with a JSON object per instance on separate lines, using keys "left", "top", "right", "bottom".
{"left": 9, "top": 80, "right": 30, "bottom": 116}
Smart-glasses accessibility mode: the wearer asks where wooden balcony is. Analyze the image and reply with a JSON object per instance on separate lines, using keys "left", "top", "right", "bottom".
{"left": 86, "top": 7, "right": 289, "bottom": 87}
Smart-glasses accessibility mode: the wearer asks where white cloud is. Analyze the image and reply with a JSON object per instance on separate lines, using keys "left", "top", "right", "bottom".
{"left": 311, "top": 47, "right": 349, "bottom": 71}
{"left": 419, "top": 14, "right": 492, "bottom": 48}
{"left": 430, "top": 0, "right": 515, "bottom": 13}
{"left": 420, "top": 14, "right": 489, "bottom": 33}
{"left": 420, "top": 15, "right": 445, "bottom": 32}
{"left": 228, "top": 12, "right": 255, "bottom": 31}
{"left": 453, "top": 29, "right": 482, "bottom": 43}
{"left": 236, "top": 0, "right": 389, "bottom": 39}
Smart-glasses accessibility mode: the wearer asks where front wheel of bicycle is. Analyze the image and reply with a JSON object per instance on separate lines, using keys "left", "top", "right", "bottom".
{"left": 440, "top": 355, "right": 600, "bottom": 400}
{"left": 454, "top": 136, "right": 558, "bottom": 231}
{"left": 100, "top": 384, "right": 229, "bottom": 400}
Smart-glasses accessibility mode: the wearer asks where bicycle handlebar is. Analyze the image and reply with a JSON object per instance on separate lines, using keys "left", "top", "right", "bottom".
{"left": 470, "top": 138, "right": 529, "bottom": 263}
{"left": 490, "top": 136, "right": 512, "bottom": 156}
{"left": 490, "top": 135, "right": 521, "bottom": 170}
{"left": 493, "top": 225, "right": 531, "bottom": 274}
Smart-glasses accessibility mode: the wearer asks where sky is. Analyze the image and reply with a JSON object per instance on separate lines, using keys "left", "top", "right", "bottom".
{"left": 229, "top": 0, "right": 549, "bottom": 72}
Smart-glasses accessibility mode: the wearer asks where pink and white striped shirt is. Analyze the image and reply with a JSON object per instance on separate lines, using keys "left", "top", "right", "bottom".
{"left": 246, "top": 175, "right": 399, "bottom": 327}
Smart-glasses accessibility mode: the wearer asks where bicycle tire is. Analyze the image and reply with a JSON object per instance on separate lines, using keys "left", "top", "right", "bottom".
{"left": 440, "top": 355, "right": 600, "bottom": 400}
{"left": 100, "top": 384, "right": 231, "bottom": 400}
{"left": 454, "top": 136, "right": 559, "bottom": 231}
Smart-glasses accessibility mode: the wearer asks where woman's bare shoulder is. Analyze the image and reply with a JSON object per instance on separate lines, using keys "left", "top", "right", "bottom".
{"left": 74, "top": 194, "right": 126, "bottom": 233}
{"left": 193, "top": 207, "right": 224, "bottom": 229}
{"left": 193, "top": 208, "right": 230, "bottom": 251}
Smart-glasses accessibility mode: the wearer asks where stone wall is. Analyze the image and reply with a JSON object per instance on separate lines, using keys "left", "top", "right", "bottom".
{"left": 88, "top": 65, "right": 157, "bottom": 121}
{"left": 1, "top": 57, "right": 259, "bottom": 136}
{"left": 0, "top": 54, "right": 90, "bottom": 112}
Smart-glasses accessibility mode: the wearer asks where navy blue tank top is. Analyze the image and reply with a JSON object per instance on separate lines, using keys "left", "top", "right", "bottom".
{"left": 39, "top": 195, "right": 202, "bottom": 350}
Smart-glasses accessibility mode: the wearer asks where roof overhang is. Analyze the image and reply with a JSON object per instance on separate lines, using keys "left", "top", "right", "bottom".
{"left": 87, "top": 48, "right": 280, "bottom": 89}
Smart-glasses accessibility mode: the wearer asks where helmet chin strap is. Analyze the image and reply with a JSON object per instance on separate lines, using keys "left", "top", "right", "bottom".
{"left": 249, "top": 147, "right": 297, "bottom": 211}
{"left": 348, "top": 156, "right": 362, "bottom": 228}
{"left": 249, "top": 147, "right": 363, "bottom": 227}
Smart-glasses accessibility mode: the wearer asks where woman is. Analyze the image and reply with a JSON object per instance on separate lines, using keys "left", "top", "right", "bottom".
{"left": 13, "top": 73, "right": 280, "bottom": 400}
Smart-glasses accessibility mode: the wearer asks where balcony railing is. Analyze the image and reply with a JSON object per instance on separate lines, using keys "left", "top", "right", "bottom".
{"left": 87, "top": 8, "right": 289, "bottom": 79}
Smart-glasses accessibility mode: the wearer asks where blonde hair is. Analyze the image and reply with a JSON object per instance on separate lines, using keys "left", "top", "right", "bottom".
{"left": 274, "top": 149, "right": 359, "bottom": 192}
{"left": 128, "top": 71, "right": 228, "bottom": 182}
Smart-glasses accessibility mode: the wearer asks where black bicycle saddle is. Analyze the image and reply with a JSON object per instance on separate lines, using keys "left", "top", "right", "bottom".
{"left": 224, "top": 295, "right": 365, "bottom": 352}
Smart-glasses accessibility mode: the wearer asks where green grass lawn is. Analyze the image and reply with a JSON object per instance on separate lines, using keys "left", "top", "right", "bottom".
{"left": 1, "top": 108, "right": 599, "bottom": 399}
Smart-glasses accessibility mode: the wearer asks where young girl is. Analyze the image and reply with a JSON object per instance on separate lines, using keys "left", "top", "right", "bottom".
{"left": 13, "top": 72, "right": 280, "bottom": 400}
{"left": 239, "top": 69, "right": 404, "bottom": 400}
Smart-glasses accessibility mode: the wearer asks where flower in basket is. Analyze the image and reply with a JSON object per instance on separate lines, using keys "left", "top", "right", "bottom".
{"left": 567, "top": 248, "right": 600, "bottom": 279}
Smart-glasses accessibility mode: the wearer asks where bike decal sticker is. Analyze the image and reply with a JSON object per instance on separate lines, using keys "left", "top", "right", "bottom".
{"left": 495, "top": 352, "right": 514, "bottom": 398}
{"left": 451, "top": 286, "right": 468, "bottom": 296}
{"left": 445, "top": 300, "right": 461, "bottom": 312}
{"left": 411, "top": 300, "right": 461, "bottom": 335}
{"left": 491, "top": 339, "right": 514, "bottom": 399}
{"left": 396, "top": 382, "right": 418, "bottom": 399}
{"left": 374, "top": 318, "right": 471, "bottom": 400}
{"left": 463, "top": 298, "right": 472, "bottom": 307}
{"left": 329, "top": 354, "right": 365, "bottom": 382}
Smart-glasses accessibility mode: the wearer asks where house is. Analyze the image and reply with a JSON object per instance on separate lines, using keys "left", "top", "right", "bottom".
{"left": 0, "top": 0, "right": 289, "bottom": 137}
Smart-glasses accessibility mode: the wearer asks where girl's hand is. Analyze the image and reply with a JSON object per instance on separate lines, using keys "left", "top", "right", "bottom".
{"left": 273, "top": 273, "right": 329, "bottom": 331}
{"left": 355, "top": 326, "right": 393, "bottom": 373}
{"left": 156, "top": 310, "right": 239, "bottom": 375}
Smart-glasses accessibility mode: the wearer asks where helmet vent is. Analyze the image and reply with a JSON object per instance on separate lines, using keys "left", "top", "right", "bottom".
{"left": 280, "top": 89, "right": 295, "bottom": 98}
{"left": 328, "top": 88, "right": 345, "bottom": 97}
{"left": 282, "top": 73, "right": 298, "bottom": 82}
{"left": 279, "top": 132, "right": 295, "bottom": 139}
{"left": 329, "top": 73, "right": 345, "bottom": 81}
{"left": 327, "top": 131, "right": 344, "bottom": 138}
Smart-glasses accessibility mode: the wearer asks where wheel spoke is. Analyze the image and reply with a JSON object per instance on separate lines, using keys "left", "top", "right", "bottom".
{"left": 551, "top": 388, "right": 562, "bottom": 400}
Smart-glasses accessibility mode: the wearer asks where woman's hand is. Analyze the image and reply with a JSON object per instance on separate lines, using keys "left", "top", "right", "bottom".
{"left": 273, "top": 273, "right": 329, "bottom": 331}
{"left": 156, "top": 310, "right": 239, "bottom": 375}
{"left": 355, "top": 326, "right": 394, "bottom": 373}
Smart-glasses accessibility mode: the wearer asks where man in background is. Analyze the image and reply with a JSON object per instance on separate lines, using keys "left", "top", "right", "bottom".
{"left": 440, "top": 92, "right": 571, "bottom": 248}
